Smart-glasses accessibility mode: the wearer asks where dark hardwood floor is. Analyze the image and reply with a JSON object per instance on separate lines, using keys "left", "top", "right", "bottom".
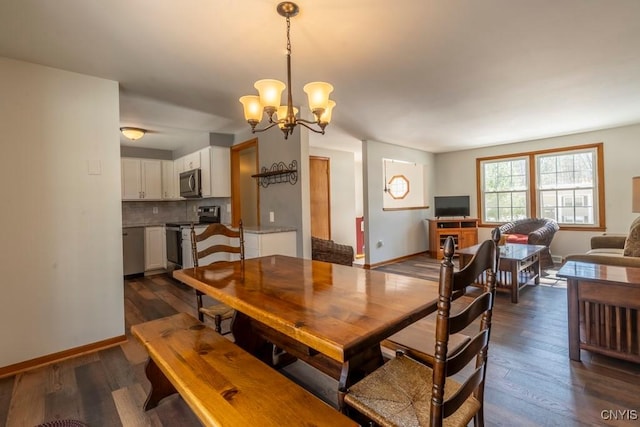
{"left": 2, "top": 254, "right": 639, "bottom": 426}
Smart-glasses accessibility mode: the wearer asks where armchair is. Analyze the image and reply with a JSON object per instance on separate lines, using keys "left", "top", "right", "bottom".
{"left": 311, "top": 236, "right": 354, "bottom": 266}
{"left": 499, "top": 218, "right": 559, "bottom": 268}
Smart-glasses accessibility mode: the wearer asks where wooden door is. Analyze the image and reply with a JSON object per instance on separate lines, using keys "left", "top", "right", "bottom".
{"left": 231, "top": 139, "right": 259, "bottom": 227}
{"left": 310, "top": 156, "right": 331, "bottom": 240}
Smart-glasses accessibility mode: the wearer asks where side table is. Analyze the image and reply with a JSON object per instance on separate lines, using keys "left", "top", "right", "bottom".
{"left": 557, "top": 261, "right": 640, "bottom": 363}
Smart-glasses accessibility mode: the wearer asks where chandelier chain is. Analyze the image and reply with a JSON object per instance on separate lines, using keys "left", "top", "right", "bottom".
{"left": 286, "top": 16, "right": 291, "bottom": 56}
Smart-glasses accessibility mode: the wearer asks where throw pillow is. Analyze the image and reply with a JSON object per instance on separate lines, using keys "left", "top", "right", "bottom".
{"left": 506, "top": 234, "right": 529, "bottom": 244}
{"left": 623, "top": 217, "right": 640, "bottom": 257}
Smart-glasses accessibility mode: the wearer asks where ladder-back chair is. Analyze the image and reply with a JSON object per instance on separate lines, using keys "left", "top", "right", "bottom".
{"left": 191, "top": 221, "right": 244, "bottom": 335}
{"left": 345, "top": 230, "right": 500, "bottom": 426}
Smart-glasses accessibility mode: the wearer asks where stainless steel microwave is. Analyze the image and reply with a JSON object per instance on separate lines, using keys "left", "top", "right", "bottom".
{"left": 179, "top": 169, "right": 201, "bottom": 198}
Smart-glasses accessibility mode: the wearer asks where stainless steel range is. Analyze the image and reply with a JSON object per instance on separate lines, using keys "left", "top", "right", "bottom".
{"left": 166, "top": 205, "right": 221, "bottom": 268}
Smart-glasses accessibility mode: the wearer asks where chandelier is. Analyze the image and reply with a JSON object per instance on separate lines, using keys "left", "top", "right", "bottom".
{"left": 239, "top": 2, "right": 335, "bottom": 139}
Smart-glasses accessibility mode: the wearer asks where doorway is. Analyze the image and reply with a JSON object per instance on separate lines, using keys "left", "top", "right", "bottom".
{"left": 310, "top": 156, "right": 331, "bottom": 239}
{"left": 231, "top": 138, "right": 259, "bottom": 227}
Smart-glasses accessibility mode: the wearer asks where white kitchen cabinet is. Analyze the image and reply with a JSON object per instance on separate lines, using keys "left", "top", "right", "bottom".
{"left": 161, "top": 160, "right": 177, "bottom": 199}
{"left": 199, "top": 147, "right": 212, "bottom": 197}
{"left": 145, "top": 226, "right": 167, "bottom": 271}
{"left": 121, "top": 158, "right": 162, "bottom": 200}
{"left": 210, "top": 145, "right": 231, "bottom": 197}
{"left": 141, "top": 160, "right": 162, "bottom": 199}
{"left": 121, "top": 158, "right": 142, "bottom": 200}
{"left": 174, "top": 157, "right": 185, "bottom": 199}
{"left": 183, "top": 151, "right": 201, "bottom": 171}
{"left": 244, "top": 231, "right": 297, "bottom": 259}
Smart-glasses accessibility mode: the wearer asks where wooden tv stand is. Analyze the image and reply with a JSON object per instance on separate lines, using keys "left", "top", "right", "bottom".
{"left": 427, "top": 218, "right": 478, "bottom": 259}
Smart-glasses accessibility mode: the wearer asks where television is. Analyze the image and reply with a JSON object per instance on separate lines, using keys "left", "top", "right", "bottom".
{"left": 434, "top": 195, "right": 470, "bottom": 218}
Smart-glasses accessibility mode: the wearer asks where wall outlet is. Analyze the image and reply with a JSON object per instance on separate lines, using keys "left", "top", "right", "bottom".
{"left": 269, "top": 211, "right": 275, "bottom": 222}
{"left": 152, "top": 206, "right": 158, "bottom": 214}
{"left": 226, "top": 203, "right": 231, "bottom": 213}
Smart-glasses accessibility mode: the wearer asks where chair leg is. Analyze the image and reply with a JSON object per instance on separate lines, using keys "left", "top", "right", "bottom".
{"left": 195, "top": 290, "right": 204, "bottom": 322}
{"left": 474, "top": 407, "right": 484, "bottom": 427}
{"left": 214, "top": 314, "right": 222, "bottom": 334}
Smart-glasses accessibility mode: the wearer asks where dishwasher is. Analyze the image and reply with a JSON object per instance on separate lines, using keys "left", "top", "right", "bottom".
{"left": 122, "top": 227, "right": 145, "bottom": 277}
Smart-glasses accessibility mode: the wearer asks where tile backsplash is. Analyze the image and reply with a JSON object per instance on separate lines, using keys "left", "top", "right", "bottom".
{"left": 122, "top": 198, "right": 231, "bottom": 226}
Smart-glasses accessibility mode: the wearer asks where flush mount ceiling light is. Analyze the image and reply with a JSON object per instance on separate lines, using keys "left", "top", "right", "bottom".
{"left": 239, "top": 2, "right": 336, "bottom": 139}
{"left": 120, "top": 127, "right": 146, "bottom": 141}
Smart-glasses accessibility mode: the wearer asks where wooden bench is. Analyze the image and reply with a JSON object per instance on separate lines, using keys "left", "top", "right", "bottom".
{"left": 131, "top": 312, "right": 356, "bottom": 427}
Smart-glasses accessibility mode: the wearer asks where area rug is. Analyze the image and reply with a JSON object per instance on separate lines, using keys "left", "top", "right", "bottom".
{"left": 36, "top": 420, "right": 88, "bottom": 427}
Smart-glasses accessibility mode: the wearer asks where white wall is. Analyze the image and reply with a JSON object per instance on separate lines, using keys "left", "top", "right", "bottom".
{"left": 0, "top": 58, "right": 123, "bottom": 367}
{"left": 363, "top": 140, "right": 436, "bottom": 265}
{"left": 434, "top": 124, "right": 640, "bottom": 258}
{"left": 309, "top": 147, "right": 357, "bottom": 251}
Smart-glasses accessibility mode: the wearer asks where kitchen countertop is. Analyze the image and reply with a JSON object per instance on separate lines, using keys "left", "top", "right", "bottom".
{"left": 242, "top": 225, "right": 297, "bottom": 234}
{"left": 123, "top": 223, "right": 297, "bottom": 234}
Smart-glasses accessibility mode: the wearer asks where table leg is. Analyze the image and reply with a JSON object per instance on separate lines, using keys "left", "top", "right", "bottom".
{"left": 566, "top": 278, "right": 581, "bottom": 361}
{"left": 511, "top": 261, "right": 519, "bottom": 303}
{"left": 533, "top": 254, "right": 540, "bottom": 285}
{"left": 231, "top": 311, "right": 274, "bottom": 365}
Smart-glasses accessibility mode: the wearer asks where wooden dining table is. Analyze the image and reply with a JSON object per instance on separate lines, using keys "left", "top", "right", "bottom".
{"left": 173, "top": 255, "right": 441, "bottom": 409}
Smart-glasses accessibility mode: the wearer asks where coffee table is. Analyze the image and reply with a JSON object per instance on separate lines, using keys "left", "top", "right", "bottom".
{"left": 459, "top": 243, "right": 546, "bottom": 303}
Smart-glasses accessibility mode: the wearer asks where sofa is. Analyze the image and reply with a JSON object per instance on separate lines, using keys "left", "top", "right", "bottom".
{"left": 499, "top": 218, "right": 560, "bottom": 268}
{"left": 311, "top": 237, "right": 354, "bottom": 266}
{"left": 564, "top": 217, "right": 640, "bottom": 268}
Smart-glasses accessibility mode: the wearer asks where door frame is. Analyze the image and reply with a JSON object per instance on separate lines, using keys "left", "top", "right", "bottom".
{"left": 231, "top": 138, "right": 259, "bottom": 227}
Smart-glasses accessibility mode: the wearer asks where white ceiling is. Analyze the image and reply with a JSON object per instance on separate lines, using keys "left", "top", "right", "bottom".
{"left": 1, "top": 0, "right": 640, "bottom": 153}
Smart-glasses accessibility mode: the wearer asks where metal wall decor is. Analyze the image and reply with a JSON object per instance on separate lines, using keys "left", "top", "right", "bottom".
{"left": 251, "top": 160, "right": 298, "bottom": 188}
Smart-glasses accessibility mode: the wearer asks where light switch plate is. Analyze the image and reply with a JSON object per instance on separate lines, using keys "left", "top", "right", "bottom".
{"left": 269, "top": 211, "right": 275, "bottom": 222}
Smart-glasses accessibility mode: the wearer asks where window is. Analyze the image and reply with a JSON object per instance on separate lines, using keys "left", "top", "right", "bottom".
{"left": 477, "top": 143, "right": 605, "bottom": 230}
{"left": 382, "top": 159, "right": 428, "bottom": 211}
{"left": 481, "top": 157, "right": 528, "bottom": 222}
{"left": 388, "top": 175, "right": 409, "bottom": 199}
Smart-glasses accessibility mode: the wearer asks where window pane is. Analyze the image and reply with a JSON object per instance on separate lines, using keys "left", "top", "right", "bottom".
{"left": 539, "top": 172, "right": 556, "bottom": 188}
{"left": 498, "top": 208, "right": 512, "bottom": 222}
{"left": 512, "top": 192, "right": 527, "bottom": 208}
{"left": 538, "top": 157, "right": 555, "bottom": 174}
{"left": 540, "top": 190, "right": 556, "bottom": 207}
{"left": 498, "top": 193, "right": 511, "bottom": 207}
{"left": 485, "top": 207, "right": 498, "bottom": 222}
{"left": 512, "top": 159, "right": 527, "bottom": 175}
{"left": 576, "top": 169, "right": 593, "bottom": 186}
{"left": 485, "top": 193, "right": 498, "bottom": 208}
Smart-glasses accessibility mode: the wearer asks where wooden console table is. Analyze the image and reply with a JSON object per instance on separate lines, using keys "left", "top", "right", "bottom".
{"left": 557, "top": 261, "right": 640, "bottom": 363}
{"left": 427, "top": 218, "right": 478, "bottom": 259}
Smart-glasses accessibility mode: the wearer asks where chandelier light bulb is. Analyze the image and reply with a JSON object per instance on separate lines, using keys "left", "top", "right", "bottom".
{"left": 254, "top": 79, "right": 286, "bottom": 110}
{"left": 239, "top": 95, "right": 263, "bottom": 123}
